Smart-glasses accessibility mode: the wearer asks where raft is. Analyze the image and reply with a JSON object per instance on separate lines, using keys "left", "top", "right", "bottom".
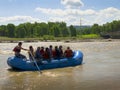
{"left": 7, "top": 51, "right": 83, "bottom": 71}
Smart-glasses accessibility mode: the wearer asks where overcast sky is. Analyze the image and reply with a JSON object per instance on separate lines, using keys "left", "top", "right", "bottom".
{"left": 0, "top": 0, "right": 120, "bottom": 26}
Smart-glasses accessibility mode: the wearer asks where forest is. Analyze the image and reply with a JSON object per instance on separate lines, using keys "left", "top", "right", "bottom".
{"left": 0, "top": 20, "right": 120, "bottom": 40}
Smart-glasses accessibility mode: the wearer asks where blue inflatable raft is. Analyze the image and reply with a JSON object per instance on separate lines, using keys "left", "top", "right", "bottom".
{"left": 7, "top": 51, "right": 83, "bottom": 71}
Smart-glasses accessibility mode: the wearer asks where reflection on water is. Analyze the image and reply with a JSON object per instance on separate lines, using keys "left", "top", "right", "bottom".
{"left": 0, "top": 41, "right": 120, "bottom": 90}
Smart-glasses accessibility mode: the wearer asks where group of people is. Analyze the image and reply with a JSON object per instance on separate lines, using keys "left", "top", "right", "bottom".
{"left": 13, "top": 42, "right": 73, "bottom": 63}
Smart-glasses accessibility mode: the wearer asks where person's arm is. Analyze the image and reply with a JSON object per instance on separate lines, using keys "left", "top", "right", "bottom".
{"left": 21, "top": 47, "right": 29, "bottom": 51}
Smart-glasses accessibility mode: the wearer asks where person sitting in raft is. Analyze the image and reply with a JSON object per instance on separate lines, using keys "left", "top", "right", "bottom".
{"left": 64, "top": 47, "right": 73, "bottom": 58}
{"left": 43, "top": 47, "right": 51, "bottom": 62}
{"left": 52, "top": 46, "right": 60, "bottom": 59}
{"left": 35, "top": 47, "right": 43, "bottom": 64}
{"left": 59, "top": 45, "right": 64, "bottom": 58}
{"left": 28, "top": 46, "right": 35, "bottom": 60}
{"left": 40, "top": 46, "right": 45, "bottom": 58}
{"left": 49, "top": 45, "right": 53, "bottom": 59}
{"left": 13, "top": 42, "right": 28, "bottom": 59}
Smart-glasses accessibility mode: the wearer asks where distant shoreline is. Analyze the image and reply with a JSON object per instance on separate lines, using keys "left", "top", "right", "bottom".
{"left": 0, "top": 39, "right": 120, "bottom": 43}
{"left": 64, "top": 39, "right": 120, "bottom": 43}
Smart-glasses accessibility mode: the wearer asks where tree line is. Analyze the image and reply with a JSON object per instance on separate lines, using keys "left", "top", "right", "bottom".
{"left": 0, "top": 22, "right": 76, "bottom": 39}
{"left": 0, "top": 20, "right": 120, "bottom": 39}
{"left": 79, "top": 20, "right": 120, "bottom": 38}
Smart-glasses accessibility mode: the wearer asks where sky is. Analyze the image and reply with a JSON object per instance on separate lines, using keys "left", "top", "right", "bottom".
{"left": 0, "top": 0, "right": 120, "bottom": 26}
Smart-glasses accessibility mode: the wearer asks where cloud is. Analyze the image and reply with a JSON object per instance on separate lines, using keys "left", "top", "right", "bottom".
{"left": 1, "top": 7, "right": 120, "bottom": 26}
{"left": 35, "top": 8, "right": 67, "bottom": 16}
{"left": 61, "top": 0, "right": 84, "bottom": 9}
{"left": 35, "top": 1, "right": 120, "bottom": 25}
{"left": 92, "top": 7, "right": 120, "bottom": 24}
{"left": 35, "top": 8, "right": 96, "bottom": 16}
{"left": 35, "top": 7, "right": 120, "bottom": 25}
{"left": 35, "top": 7, "right": 97, "bottom": 25}
{"left": 0, "top": 16, "right": 44, "bottom": 25}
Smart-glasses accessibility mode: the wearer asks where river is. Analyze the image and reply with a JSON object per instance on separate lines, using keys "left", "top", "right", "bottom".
{"left": 0, "top": 41, "right": 120, "bottom": 90}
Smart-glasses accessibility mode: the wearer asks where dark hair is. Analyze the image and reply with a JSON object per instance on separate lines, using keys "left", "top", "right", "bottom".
{"left": 18, "top": 42, "right": 22, "bottom": 45}
{"left": 49, "top": 45, "right": 52, "bottom": 48}
{"left": 59, "top": 45, "right": 62, "bottom": 48}
{"left": 67, "top": 47, "right": 70, "bottom": 49}
{"left": 37, "top": 47, "right": 40, "bottom": 50}
{"left": 29, "top": 46, "right": 33, "bottom": 49}
{"left": 41, "top": 47, "right": 44, "bottom": 49}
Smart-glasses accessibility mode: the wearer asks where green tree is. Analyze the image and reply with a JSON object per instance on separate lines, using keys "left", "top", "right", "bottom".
{"left": 59, "top": 22, "right": 69, "bottom": 37}
{"left": 69, "top": 25, "right": 77, "bottom": 37}
{"left": 0, "top": 25, "right": 7, "bottom": 36}
{"left": 48, "top": 22, "right": 56, "bottom": 36}
{"left": 91, "top": 24, "right": 101, "bottom": 34}
{"left": 33, "top": 25, "right": 41, "bottom": 37}
{"left": 24, "top": 22, "right": 33, "bottom": 37}
{"left": 16, "top": 24, "right": 26, "bottom": 38}
{"left": 52, "top": 25, "right": 60, "bottom": 37}
{"left": 39, "top": 23, "right": 49, "bottom": 36}
{"left": 7, "top": 24, "right": 15, "bottom": 37}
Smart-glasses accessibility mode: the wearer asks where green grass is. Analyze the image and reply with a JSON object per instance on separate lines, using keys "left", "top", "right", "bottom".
{"left": 0, "top": 34, "right": 101, "bottom": 42}
{"left": 78, "top": 34, "right": 100, "bottom": 39}
{"left": 0, "top": 37, "right": 42, "bottom": 42}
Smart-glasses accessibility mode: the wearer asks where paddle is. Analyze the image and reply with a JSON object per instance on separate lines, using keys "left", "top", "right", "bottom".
{"left": 29, "top": 51, "right": 42, "bottom": 74}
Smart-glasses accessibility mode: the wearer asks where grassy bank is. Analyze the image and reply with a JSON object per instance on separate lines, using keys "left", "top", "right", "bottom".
{"left": 0, "top": 37, "right": 42, "bottom": 42}
{"left": 78, "top": 34, "right": 100, "bottom": 39}
{"left": 0, "top": 34, "right": 101, "bottom": 42}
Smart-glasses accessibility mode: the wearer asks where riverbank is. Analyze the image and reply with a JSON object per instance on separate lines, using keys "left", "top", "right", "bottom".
{"left": 64, "top": 38, "right": 120, "bottom": 43}
{"left": 0, "top": 38, "right": 120, "bottom": 43}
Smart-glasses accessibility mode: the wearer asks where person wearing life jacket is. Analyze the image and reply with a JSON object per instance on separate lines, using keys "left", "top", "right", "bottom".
{"left": 28, "top": 45, "right": 35, "bottom": 60}
{"left": 64, "top": 47, "right": 73, "bottom": 58}
{"left": 13, "top": 42, "right": 28, "bottom": 59}
{"left": 40, "top": 46, "right": 45, "bottom": 58}
{"left": 35, "top": 47, "right": 41, "bottom": 60}
{"left": 43, "top": 47, "right": 51, "bottom": 62}
{"left": 52, "top": 46, "right": 60, "bottom": 59}
{"left": 49, "top": 45, "right": 53, "bottom": 59}
{"left": 35, "top": 47, "right": 43, "bottom": 65}
{"left": 59, "top": 45, "right": 64, "bottom": 58}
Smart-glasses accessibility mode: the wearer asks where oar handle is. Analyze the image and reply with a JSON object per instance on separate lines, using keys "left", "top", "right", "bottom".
{"left": 29, "top": 51, "right": 42, "bottom": 74}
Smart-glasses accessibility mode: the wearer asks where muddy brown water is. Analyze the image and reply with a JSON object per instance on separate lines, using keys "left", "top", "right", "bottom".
{"left": 0, "top": 41, "right": 120, "bottom": 90}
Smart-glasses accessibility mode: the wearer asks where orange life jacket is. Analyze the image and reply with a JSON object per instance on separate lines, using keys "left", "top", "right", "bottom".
{"left": 43, "top": 51, "right": 50, "bottom": 59}
{"left": 65, "top": 49, "right": 73, "bottom": 57}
